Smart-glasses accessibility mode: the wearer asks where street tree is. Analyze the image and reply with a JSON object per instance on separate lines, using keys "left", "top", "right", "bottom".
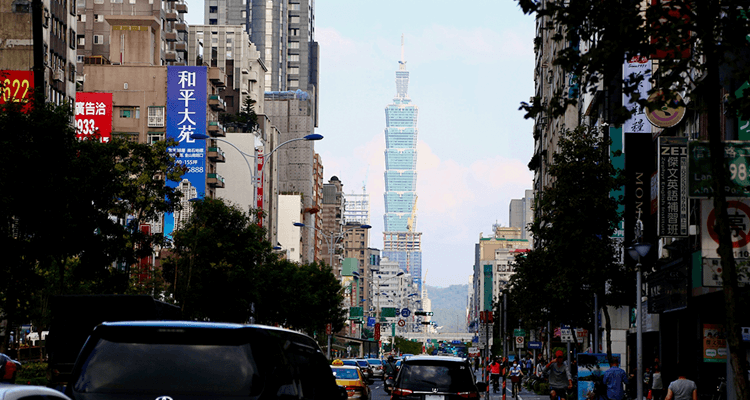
{"left": 508, "top": 126, "right": 627, "bottom": 359}
{"left": 0, "top": 99, "right": 183, "bottom": 351}
{"left": 516, "top": 1, "right": 750, "bottom": 394}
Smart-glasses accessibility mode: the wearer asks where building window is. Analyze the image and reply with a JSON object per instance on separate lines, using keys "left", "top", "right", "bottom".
{"left": 69, "top": 64, "right": 76, "bottom": 82}
{"left": 110, "top": 0, "right": 122, "bottom": 3}
{"left": 289, "top": 16, "right": 299, "bottom": 24}
{"left": 147, "top": 131, "right": 164, "bottom": 144}
{"left": 288, "top": 79, "right": 298, "bottom": 87}
{"left": 77, "top": 55, "right": 84, "bottom": 63}
{"left": 95, "top": 14, "right": 104, "bottom": 22}
{"left": 209, "top": 5, "right": 217, "bottom": 13}
{"left": 114, "top": 132, "right": 139, "bottom": 143}
{"left": 209, "top": 18, "right": 217, "bottom": 25}
{"left": 241, "top": 10, "right": 246, "bottom": 18}
{"left": 289, "top": 3, "right": 299, "bottom": 11}
{"left": 288, "top": 41, "right": 299, "bottom": 49}
{"left": 226, "top": 51, "right": 232, "bottom": 58}
{"left": 118, "top": 106, "right": 140, "bottom": 118}
{"left": 69, "top": 29, "right": 76, "bottom": 49}
{"left": 288, "top": 54, "right": 299, "bottom": 62}
{"left": 147, "top": 106, "right": 165, "bottom": 127}
{"left": 77, "top": 14, "right": 85, "bottom": 22}
{"left": 93, "top": 34, "right": 103, "bottom": 44}
{"left": 288, "top": 67, "right": 299, "bottom": 75}
{"left": 289, "top": 28, "right": 299, "bottom": 36}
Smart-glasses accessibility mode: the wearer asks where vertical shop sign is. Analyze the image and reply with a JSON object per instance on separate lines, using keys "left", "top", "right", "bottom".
{"left": 75, "top": 92, "right": 113, "bottom": 142}
{"left": 623, "top": 57, "right": 652, "bottom": 135}
{"left": 658, "top": 137, "right": 688, "bottom": 237}
{"left": 165, "top": 66, "right": 207, "bottom": 237}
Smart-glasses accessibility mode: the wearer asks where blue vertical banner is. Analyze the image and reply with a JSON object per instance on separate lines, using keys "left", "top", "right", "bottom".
{"left": 165, "top": 66, "right": 207, "bottom": 237}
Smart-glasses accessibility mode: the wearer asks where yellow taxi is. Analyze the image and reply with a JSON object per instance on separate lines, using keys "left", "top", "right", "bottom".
{"left": 331, "top": 361, "right": 371, "bottom": 400}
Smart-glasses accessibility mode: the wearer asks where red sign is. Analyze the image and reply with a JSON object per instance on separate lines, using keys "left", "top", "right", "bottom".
{"left": 75, "top": 92, "right": 113, "bottom": 142}
{"left": 374, "top": 323, "right": 380, "bottom": 341}
{"left": 1, "top": 70, "right": 34, "bottom": 110}
{"left": 326, "top": 323, "right": 332, "bottom": 335}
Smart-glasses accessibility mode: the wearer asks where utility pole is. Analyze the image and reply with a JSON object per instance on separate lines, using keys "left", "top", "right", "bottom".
{"left": 32, "top": 0, "right": 44, "bottom": 105}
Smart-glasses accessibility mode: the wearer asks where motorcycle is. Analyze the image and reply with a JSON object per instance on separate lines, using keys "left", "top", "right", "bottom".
{"left": 491, "top": 374, "right": 500, "bottom": 393}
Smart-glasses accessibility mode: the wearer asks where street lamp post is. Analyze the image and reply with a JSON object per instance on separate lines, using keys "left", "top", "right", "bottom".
{"left": 627, "top": 241, "right": 651, "bottom": 400}
{"left": 191, "top": 133, "right": 323, "bottom": 212}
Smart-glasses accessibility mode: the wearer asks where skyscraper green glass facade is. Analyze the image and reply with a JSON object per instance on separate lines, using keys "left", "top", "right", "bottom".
{"left": 383, "top": 60, "right": 422, "bottom": 293}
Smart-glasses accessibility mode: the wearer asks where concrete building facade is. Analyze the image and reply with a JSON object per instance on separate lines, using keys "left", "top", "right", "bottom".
{"left": 320, "top": 175, "right": 344, "bottom": 274}
{"left": 509, "top": 189, "right": 534, "bottom": 244}
{"left": 0, "top": 0, "right": 77, "bottom": 105}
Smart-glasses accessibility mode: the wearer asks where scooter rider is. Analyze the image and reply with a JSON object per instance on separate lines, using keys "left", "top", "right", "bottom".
{"left": 384, "top": 355, "right": 398, "bottom": 380}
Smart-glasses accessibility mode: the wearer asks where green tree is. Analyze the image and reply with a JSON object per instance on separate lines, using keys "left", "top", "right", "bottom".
{"left": 509, "top": 126, "right": 627, "bottom": 358}
{"left": 516, "top": 1, "right": 750, "bottom": 394}
{"left": 0, "top": 99, "right": 183, "bottom": 352}
{"left": 162, "top": 197, "right": 273, "bottom": 322}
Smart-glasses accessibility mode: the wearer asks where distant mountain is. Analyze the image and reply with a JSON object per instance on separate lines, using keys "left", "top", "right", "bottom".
{"left": 425, "top": 284, "right": 468, "bottom": 332}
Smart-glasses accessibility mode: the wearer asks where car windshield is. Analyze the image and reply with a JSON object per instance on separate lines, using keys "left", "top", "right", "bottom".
{"left": 356, "top": 360, "right": 369, "bottom": 367}
{"left": 74, "top": 339, "right": 256, "bottom": 395}
{"left": 342, "top": 360, "right": 357, "bottom": 366}
{"left": 368, "top": 359, "right": 382, "bottom": 366}
{"left": 398, "top": 360, "right": 475, "bottom": 392}
{"left": 332, "top": 368, "right": 360, "bottom": 380}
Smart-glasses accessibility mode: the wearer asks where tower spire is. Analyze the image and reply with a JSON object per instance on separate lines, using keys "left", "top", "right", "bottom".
{"left": 399, "top": 33, "right": 406, "bottom": 70}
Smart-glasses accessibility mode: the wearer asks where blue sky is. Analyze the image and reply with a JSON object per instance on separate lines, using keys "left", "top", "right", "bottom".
{"left": 185, "top": 1, "right": 536, "bottom": 288}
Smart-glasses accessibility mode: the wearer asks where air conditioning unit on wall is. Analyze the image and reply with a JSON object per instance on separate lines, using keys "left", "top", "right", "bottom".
{"left": 53, "top": 68, "right": 63, "bottom": 82}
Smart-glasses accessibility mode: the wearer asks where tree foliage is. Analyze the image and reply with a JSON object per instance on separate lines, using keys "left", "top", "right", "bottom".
{"left": 163, "top": 197, "right": 346, "bottom": 334}
{"left": 509, "top": 126, "right": 626, "bottom": 344}
{"left": 0, "top": 99, "right": 183, "bottom": 352}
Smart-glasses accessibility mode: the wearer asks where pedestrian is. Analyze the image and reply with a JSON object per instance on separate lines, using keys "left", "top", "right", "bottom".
{"left": 602, "top": 357, "right": 628, "bottom": 400}
{"left": 644, "top": 366, "right": 652, "bottom": 397}
{"left": 651, "top": 366, "right": 664, "bottom": 400}
{"left": 536, "top": 356, "right": 546, "bottom": 378}
{"left": 543, "top": 350, "right": 573, "bottom": 400}
{"left": 488, "top": 357, "right": 502, "bottom": 393}
{"left": 526, "top": 356, "right": 534, "bottom": 375}
{"left": 664, "top": 365, "right": 697, "bottom": 400}
{"left": 474, "top": 356, "right": 480, "bottom": 372}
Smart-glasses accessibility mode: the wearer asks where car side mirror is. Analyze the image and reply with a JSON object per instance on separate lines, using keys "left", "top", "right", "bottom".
{"left": 476, "top": 381, "right": 488, "bottom": 392}
{"left": 385, "top": 378, "right": 395, "bottom": 386}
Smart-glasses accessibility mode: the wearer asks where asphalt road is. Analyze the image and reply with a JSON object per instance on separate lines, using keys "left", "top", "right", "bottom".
{"left": 369, "top": 370, "right": 551, "bottom": 400}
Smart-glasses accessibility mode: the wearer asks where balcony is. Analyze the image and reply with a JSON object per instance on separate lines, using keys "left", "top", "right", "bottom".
{"left": 165, "top": 11, "right": 178, "bottom": 21}
{"left": 165, "top": 31, "right": 177, "bottom": 42}
{"left": 208, "top": 67, "right": 226, "bottom": 87}
{"left": 175, "top": 2, "right": 188, "bottom": 13}
{"left": 175, "top": 23, "right": 188, "bottom": 33}
{"left": 207, "top": 120, "right": 225, "bottom": 137}
{"left": 207, "top": 147, "right": 226, "bottom": 163}
{"left": 208, "top": 94, "right": 225, "bottom": 111}
{"left": 241, "top": 67, "right": 249, "bottom": 74}
{"left": 175, "top": 42, "right": 187, "bottom": 53}
{"left": 241, "top": 84, "right": 248, "bottom": 95}
{"left": 207, "top": 173, "right": 225, "bottom": 188}
{"left": 247, "top": 70, "right": 258, "bottom": 82}
{"left": 165, "top": 50, "right": 177, "bottom": 61}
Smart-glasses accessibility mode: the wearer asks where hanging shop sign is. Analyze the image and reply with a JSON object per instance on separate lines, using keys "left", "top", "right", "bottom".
{"left": 658, "top": 137, "right": 688, "bottom": 237}
{"left": 646, "top": 90, "right": 686, "bottom": 128}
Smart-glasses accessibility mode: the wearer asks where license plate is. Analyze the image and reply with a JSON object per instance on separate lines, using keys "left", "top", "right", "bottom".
{"left": 425, "top": 396, "right": 444, "bottom": 400}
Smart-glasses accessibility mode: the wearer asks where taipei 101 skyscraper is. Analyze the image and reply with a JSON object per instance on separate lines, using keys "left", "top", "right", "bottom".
{"left": 383, "top": 35, "right": 422, "bottom": 293}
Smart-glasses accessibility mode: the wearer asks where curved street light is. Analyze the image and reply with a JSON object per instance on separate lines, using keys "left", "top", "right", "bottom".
{"left": 191, "top": 133, "right": 323, "bottom": 214}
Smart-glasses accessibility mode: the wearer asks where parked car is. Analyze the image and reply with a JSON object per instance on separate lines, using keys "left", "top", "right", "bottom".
{"left": 366, "top": 358, "right": 384, "bottom": 378}
{"left": 354, "top": 359, "right": 375, "bottom": 383}
{"left": 66, "top": 321, "right": 347, "bottom": 400}
{"left": 331, "top": 365, "right": 371, "bottom": 400}
{"left": 0, "top": 385, "right": 72, "bottom": 400}
{"left": 386, "top": 355, "right": 487, "bottom": 400}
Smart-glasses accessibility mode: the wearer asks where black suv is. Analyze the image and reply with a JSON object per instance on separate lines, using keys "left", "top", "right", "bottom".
{"left": 386, "top": 355, "right": 487, "bottom": 399}
{"left": 66, "top": 321, "right": 346, "bottom": 400}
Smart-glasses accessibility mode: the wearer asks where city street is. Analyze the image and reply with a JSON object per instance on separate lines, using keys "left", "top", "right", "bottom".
{"left": 368, "top": 369, "right": 550, "bottom": 400}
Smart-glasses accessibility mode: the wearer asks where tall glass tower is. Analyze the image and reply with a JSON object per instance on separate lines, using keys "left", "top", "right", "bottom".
{"left": 383, "top": 36, "right": 422, "bottom": 293}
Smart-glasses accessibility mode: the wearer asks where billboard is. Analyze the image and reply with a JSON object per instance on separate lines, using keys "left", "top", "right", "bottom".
{"left": 75, "top": 92, "right": 113, "bottom": 142}
{"left": 623, "top": 57, "right": 652, "bottom": 134}
{"left": 164, "top": 66, "right": 207, "bottom": 237}
{"left": 0, "top": 70, "right": 34, "bottom": 111}
{"left": 657, "top": 137, "right": 688, "bottom": 237}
